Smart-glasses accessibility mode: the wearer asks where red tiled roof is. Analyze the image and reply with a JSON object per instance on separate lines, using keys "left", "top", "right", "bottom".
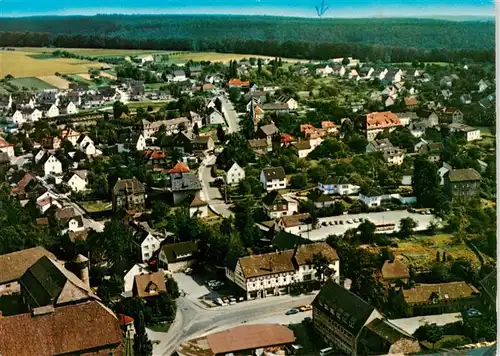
{"left": 300, "top": 123, "right": 315, "bottom": 132}
{"left": 143, "top": 149, "right": 166, "bottom": 160}
{"left": 0, "top": 136, "right": 13, "bottom": 148}
{"left": 0, "top": 300, "right": 122, "bottom": 356}
{"left": 228, "top": 78, "right": 250, "bottom": 86}
{"left": 207, "top": 324, "right": 295, "bottom": 354}
{"left": 133, "top": 272, "right": 167, "bottom": 298}
{"left": 0, "top": 246, "right": 56, "bottom": 284}
{"left": 321, "top": 120, "right": 337, "bottom": 129}
{"left": 118, "top": 314, "right": 134, "bottom": 326}
{"left": 170, "top": 161, "right": 190, "bottom": 174}
{"left": 11, "top": 173, "right": 36, "bottom": 195}
{"left": 280, "top": 133, "right": 296, "bottom": 143}
{"left": 366, "top": 111, "right": 402, "bottom": 130}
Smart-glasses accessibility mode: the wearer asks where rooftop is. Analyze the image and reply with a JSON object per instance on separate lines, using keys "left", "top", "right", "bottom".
{"left": 402, "top": 282, "right": 480, "bottom": 305}
{"left": 261, "top": 166, "right": 286, "bottom": 180}
{"left": 171, "top": 173, "right": 202, "bottom": 192}
{"left": 0, "top": 247, "right": 56, "bottom": 284}
{"left": 447, "top": 168, "right": 481, "bottom": 182}
{"left": 366, "top": 112, "right": 402, "bottom": 130}
{"left": 381, "top": 259, "right": 410, "bottom": 281}
{"left": 133, "top": 272, "right": 167, "bottom": 298}
{"left": 112, "top": 178, "right": 145, "bottom": 195}
{"left": 160, "top": 241, "right": 198, "bottom": 264}
{"left": 278, "top": 213, "right": 311, "bottom": 228}
{"left": 170, "top": 161, "right": 190, "bottom": 174}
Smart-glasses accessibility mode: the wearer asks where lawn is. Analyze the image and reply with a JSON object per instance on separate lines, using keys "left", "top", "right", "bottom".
{"left": 0, "top": 50, "right": 101, "bottom": 77}
{"left": 37, "top": 75, "right": 72, "bottom": 89}
{"left": 148, "top": 322, "right": 172, "bottom": 333}
{"left": 8, "top": 77, "right": 56, "bottom": 90}
{"left": 79, "top": 200, "right": 112, "bottom": 213}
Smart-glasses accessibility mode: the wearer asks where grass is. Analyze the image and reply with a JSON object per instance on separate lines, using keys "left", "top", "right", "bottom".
{"left": 37, "top": 75, "right": 71, "bottom": 89}
{"left": 0, "top": 85, "right": 10, "bottom": 94}
{"left": 0, "top": 50, "right": 101, "bottom": 77}
{"left": 66, "top": 74, "right": 95, "bottom": 86}
{"left": 79, "top": 200, "right": 112, "bottom": 213}
{"left": 12, "top": 47, "right": 175, "bottom": 57}
{"left": 167, "top": 52, "right": 309, "bottom": 64}
{"left": 148, "top": 322, "right": 172, "bottom": 333}
{"left": 8, "top": 77, "right": 56, "bottom": 90}
{"left": 434, "top": 335, "right": 471, "bottom": 350}
{"left": 127, "top": 101, "right": 169, "bottom": 110}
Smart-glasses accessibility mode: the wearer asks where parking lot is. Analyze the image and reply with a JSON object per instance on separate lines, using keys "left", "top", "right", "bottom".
{"left": 300, "top": 210, "right": 438, "bottom": 241}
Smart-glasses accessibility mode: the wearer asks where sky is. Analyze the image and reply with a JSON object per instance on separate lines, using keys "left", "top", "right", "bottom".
{"left": 0, "top": 0, "right": 495, "bottom": 18}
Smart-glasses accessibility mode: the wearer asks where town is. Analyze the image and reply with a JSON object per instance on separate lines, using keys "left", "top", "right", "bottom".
{"left": 0, "top": 48, "right": 496, "bottom": 356}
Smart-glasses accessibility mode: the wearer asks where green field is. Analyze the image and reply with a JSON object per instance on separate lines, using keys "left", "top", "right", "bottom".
{"left": 79, "top": 200, "right": 112, "bottom": 213}
{"left": 14, "top": 47, "right": 176, "bottom": 58}
{"left": 8, "top": 77, "right": 56, "bottom": 90}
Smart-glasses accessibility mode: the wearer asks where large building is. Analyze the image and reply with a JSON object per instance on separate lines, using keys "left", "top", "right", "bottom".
{"left": 444, "top": 168, "right": 482, "bottom": 200}
{"left": 365, "top": 112, "right": 403, "bottom": 141}
{"left": 313, "top": 280, "right": 419, "bottom": 356}
{"left": 112, "top": 178, "right": 146, "bottom": 212}
{"left": 226, "top": 242, "right": 339, "bottom": 299}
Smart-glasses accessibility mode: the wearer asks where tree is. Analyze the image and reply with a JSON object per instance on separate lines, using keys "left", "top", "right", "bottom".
{"left": 342, "top": 57, "right": 351, "bottom": 65}
{"left": 290, "top": 173, "right": 308, "bottom": 189}
{"left": 309, "top": 253, "right": 334, "bottom": 283}
{"left": 358, "top": 220, "right": 376, "bottom": 243}
{"left": 133, "top": 311, "right": 153, "bottom": 356}
{"left": 193, "top": 122, "right": 200, "bottom": 136}
{"left": 228, "top": 87, "right": 241, "bottom": 102}
{"left": 413, "top": 323, "right": 443, "bottom": 343}
{"left": 216, "top": 124, "right": 226, "bottom": 144}
{"left": 112, "top": 100, "right": 129, "bottom": 119}
{"left": 412, "top": 156, "right": 441, "bottom": 208}
{"left": 257, "top": 58, "right": 262, "bottom": 73}
{"left": 166, "top": 277, "right": 180, "bottom": 298}
{"left": 399, "top": 217, "right": 418, "bottom": 238}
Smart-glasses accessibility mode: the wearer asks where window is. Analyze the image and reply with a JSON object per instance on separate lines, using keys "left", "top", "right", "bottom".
{"left": 144, "top": 253, "right": 149, "bottom": 257}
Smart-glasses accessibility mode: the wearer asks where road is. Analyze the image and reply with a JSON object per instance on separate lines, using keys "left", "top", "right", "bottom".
{"left": 116, "top": 88, "right": 130, "bottom": 104}
{"left": 219, "top": 96, "right": 239, "bottom": 133}
{"left": 149, "top": 293, "right": 316, "bottom": 356}
{"left": 198, "top": 155, "right": 233, "bottom": 217}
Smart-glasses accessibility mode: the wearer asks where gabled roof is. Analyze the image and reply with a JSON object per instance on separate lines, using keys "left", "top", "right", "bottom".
{"left": 262, "top": 190, "right": 287, "bottom": 206}
{"left": 261, "top": 166, "right": 286, "bottom": 181}
{"left": 170, "top": 161, "right": 190, "bottom": 174}
{"left": 160, "top": 241, "right": 198, "bottom": 263}
{"left": 112, "top": 178, "right": 145, "bottom": 195}
{"left": 366, "top": 112, "right": 402, "bottom": 130}
{"left": 170, "top": 173, "right": 202, "bottom": 192}
{"left": 447, "top": 168, "right": 481, "bottom": 182}
{"left": 190, "top": 195, "right": 208, "bottom": 207}
{"left": 257, "top": 124, "right": 278, "bottom": 137}
{"left": 133, "top": 272, "right": 167, "bottom": 298}
{"left": 248, "top": 138, "right": 268, "bottom": 149}
{"left": 11, "top": 173, "right": 37, "bottom": 196}
{"left": 402, "top": 282, "right": 480, "bottom": 305}
{"left": 291, "top": 140, "right": 311, "bottom": 151}
{"left": 0, "top": 136, "right": 13, "bottom": 148}
{"left": 271, "top": 230, "right": 311, "bottom": 250}
{"left": 381, "top": 259, "right": 410, "bottom": 281}
{"left": 0, "top": 247, "right": 56, "bottom": 284}
{"left": 278, "top": 213, "right": 311, "bottom": 228}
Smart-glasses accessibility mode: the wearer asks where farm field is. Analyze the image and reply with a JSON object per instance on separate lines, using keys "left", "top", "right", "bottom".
{"left": 12, "top": 47, "right": 176, "bottom": 57}
{"left": 8, "top": 77, "right": 56, "bottom": 90}
{"left": 0, "top": 50, "right": 101, "bottom": 77}
{"left": 37, "top": 75, "right": 71, "bottom": 89}
{"left": 167, "top": 52, "right": 310, "bottom": 64}
{"left": 99, "top": 71, "right": 117, "bottom": 80}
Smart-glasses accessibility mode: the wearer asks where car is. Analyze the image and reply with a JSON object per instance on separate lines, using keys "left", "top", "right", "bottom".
{"left": 322, "top": 222, "right": 328, "bottom": 226}
{"left": 238, "top": 297, "right": 244, "bottom": 302}
{"left": 464, "top": 308, "right": 482, "bottom": 317}
{"left": 353, "top": 218, "right": 359, "bottom": 223}
{"left": 286, "top": 308, "right": 300, "bottom": 315}
{"left": 339, "top": 220, "right": 344, "bottom": 225}
{"left": 184, "top": 267, "right": 193, "bottom": 275}
{"left": 215, "top": 298, "right": 224, "bottom": 306}
{"left": 425, "top": 210, "right": 432, "bottom": 215}
{"left": 229, "top": 297, "right": 237, "bottom": 305}
{"left": 385, "top": 208, "right": 391, "bottom": 211}
{"left": 420, "top": 210, "right": 426, "bottom": 215}
{"left": 222, "top": 297, "right": 229, "bottom": 304}
{"left": 329, "top": 221, "right": 334, "bottom": 226}
{"left": 299, "top": 304, "right": 312, "bottom": 312}
{"left": 346, "top": 220, "right": 353, "bottom": 224}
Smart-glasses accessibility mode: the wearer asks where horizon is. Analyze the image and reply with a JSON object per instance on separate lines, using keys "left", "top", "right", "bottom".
{"left": 0, "top": 0, "right": 494, "bottom": 19}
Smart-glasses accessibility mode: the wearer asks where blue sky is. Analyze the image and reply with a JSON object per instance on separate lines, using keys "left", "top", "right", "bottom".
{"left": 0, "top": 0, "right": 495, "bottom": 17}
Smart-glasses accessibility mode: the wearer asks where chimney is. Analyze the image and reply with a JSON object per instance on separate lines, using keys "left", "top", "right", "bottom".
{"left": 73, "top": 254, "right": 90, "bottom": 289}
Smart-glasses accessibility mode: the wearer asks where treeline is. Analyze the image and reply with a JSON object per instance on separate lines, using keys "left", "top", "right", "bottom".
{"left": 0, "top": 31, "right": 494, "bottom": 63}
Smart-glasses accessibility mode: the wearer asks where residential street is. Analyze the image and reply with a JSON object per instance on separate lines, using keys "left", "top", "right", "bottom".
{"left": 148, "top": 293, "right": 316, "bottom": 356}
{"left": 198, "top": 155, "right": 233, "bottom": 217}
{"left": 219, "top": 96, "right": 240, "bottom": 133}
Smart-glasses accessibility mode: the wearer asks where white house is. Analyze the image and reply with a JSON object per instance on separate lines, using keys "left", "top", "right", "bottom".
{"left": 189, "top": 196, "right": 209, "bottom": 218}
{"left": 159, "top": 241, "right": 198, "bottom": 273}
{"left": 123, "top": 263, "right": 150, "bottom": 297}
{"left": 262, "top": 191, "right": 298, "bottom": 220}
{"left": 206, "top": 109, "right": 225, "bottom": 125}
{"left": 383, "top": 148, "right": 405, "bottom": 165}
{"left": 35, "top": 149, "right": 46, "bottom": 164}
{"left": 290, "top": 140, "right": 313, "bottom": 158}
{"left": 225, "top": 161, "right": 245, "bottom": 185}
{"left": 275, "top": 213, "right": 312, "bottom": 235}
{"left": 36, "top": 191, "right": 62, "bottom": 214}
{"left": 438, "top": 162, "right": 452, "bottom": 186}
{"left": 135, "top": 230, "right": 165, "bottom": 263}
{"left": 225, "top": 242, "right": 339, "bottom": 300}
{"left": 316, "top": 64, "right": 334, "bottom": 77}
{"left": 65, "top": 216, "right": 85, "bottom": 233}
{"left": 67, "top": 170, "right": 88, "bottom": 192}
{"left": 43, "top": 155, "right": 63, "bottom": 176}
{"left": 277, "top": 96, "right": 298, "bottom": 110}
{"left": 77, "top": 135, "right": 94, "bottom": 151}
{"left": 260, "top": 167, "right": 287, "bottom": 192}
{"left": 448, "top": 123, "right": 481, "bottom": 142}
{"left": 359, "top": 189, "right": 384, "bottom": 207}
{"left": 172, "top": 70, "right": 187, "bottom": 82}
{"left": 0, "top": 136, "right": 15, "bottom": 159}
{"left": 44, "top": 104, "right": 60, "bottom": 118}
{"left": 10, "top": 110, "right": 24, "bottom": 125}
{"left": 63, "top": 102, "right": 79, "bottom": 115}
{"left": 61, "top": 128, "right": 82, "bottom": 147}
{"left": 318, "top": 176, "right": 360, "bottom": 196}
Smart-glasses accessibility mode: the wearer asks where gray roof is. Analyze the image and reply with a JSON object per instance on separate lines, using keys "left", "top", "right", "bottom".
{"left": 447, "top": 168, "right": 481, "bottom": 182}
{"left": 258, "top": 124, "right": 278, "bottom": 137}
{"left": 170, "top": 173, "right": 202, "bottom": 192}
{"left": 113, "top": 178, "right": 145, "bottom": 196}
{"left": 261, "top": 167, "right": 286, "bottom": 180}
{"left": 173, "top": 70, "right": 186, "bottom": 77}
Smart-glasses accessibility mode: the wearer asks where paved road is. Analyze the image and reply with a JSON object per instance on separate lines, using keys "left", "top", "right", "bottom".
{"left": 198, "top": 155, "right": 233, "bottom": 217}
{"left": 301, "top": 210, "right": 439, "bottom": 241}
{"left": 219, "top": 96, "right": 239, "bottom": 134}
{"left": 116, "top": 88, "right": 130, "bottom": 104}
{"left": 148, "top": 293, "right": 317, "bottom": 356}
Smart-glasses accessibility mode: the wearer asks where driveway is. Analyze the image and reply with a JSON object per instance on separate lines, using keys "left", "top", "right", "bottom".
{"left": 302, "top": 210, "right": 438, "bottom": 241}
{"left": 172, "top": 272, "right": 210, "bottom": 300}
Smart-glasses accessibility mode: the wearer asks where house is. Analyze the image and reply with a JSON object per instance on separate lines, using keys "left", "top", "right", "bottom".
{"left": 444, "top": 168, "right": 481, "bottom": 199}
{"left": 0, "top": 246, "right": 56, "bottom": 296}
{"left": 256, "top": 123, "right": 278, "bottom": 141}
{"left": 441, "top": 107, "right": 464, "bottom": 124}
{"left": 460, "top": 94, "right": 472, "bottom": 105}
{"left": 170, "top": 161, "right": 191, "bottom": 175}
{"left": 133, "top": 272, "right": 167, "bottom": 298}
{"left": 316, "top": 64, "right": 334, "bottom": 77}
{"left": 280, "top": 133, "right": 296, "bottom": 147}
{"left": 63, "top": 215, "right": 85, "bottom": 233}
{"left": 248, "top": 138, "right": 271, "bottom": 154}
{"left": 448, "top": 123, "right": 481, "bottom": 142}
{"left": 318, "top": 176, "right": 360, "bottom": 196}
{"left": 135, "top": 54, "right": 154, "bottom": 65}
{"left": 0, "top": 136, "right": 14, "bottom": 159}
{"left": 260, "top": 167, "right": 286, "bottom": 192}
{"left": 61, "top": 101, "right": 79, "bottom": 115}
{"left": 395, "top": 112, "right": 418, "bottom": 126}
{"left": 188, "top": 65, "right": 202, "bottom": 77}
{"left": 189, "top": 195, "right": 208, "bottom": 218}
{"left": 123, "top": 263, "right": 150, "bottom": 297}
{"left": 351, "top": 101, "right": 364, "bottom": 113}
{"left": 404, "top": 96, "right": 418, "bottom": 109}
{"left": 192, "top": 135, "right": 215, "bottom": 152}
{"left": 477, "top": 79, "right": 491, "bottom": 93}
{"left": 11, "top": 173, "right": 39, "bottom": 200}
{"left": 206, "top": 108, "right": 225, "bottom": 125}
{"left": 172, "top": 70, "right": 187, "bottom": 82}
{"left": 275, "top": 213, "right": 312, "bottom": 235}
{"left": 60, "top": 128, "right": 81, "bottom": 146}
{"left": 142, "top": 118, "right": 192, "bottom": 139}
{"left": 36, "top": 191, "right": 62, "bottom": 214}
{"left": 112, "top": 178, "right": 146, "bottom": 212}
{"left": 170, "top": 173, "right": 202, "bottom": 205}
{"left": 366, "top": 138, "right": 393, "bottom": 153}
{"left": 440, "top": 76, "right": 453, "bottom": 87}
{"left": 290, "top": 140, "right": 313, "bottom": 158}
{"left": 44, "top": 103, "right": 60, "bottom": 118}
{"left": 228, "top": 78, "right": 250, "bottom": 88}
{"left": 365, "top": 112, "right": 403, "bottom": 140}
{"left": 224, "top": 161, "right": 245, "bottom": 185}
{"left": 396, "top": 282, "right": 481, "bottom": 317}
{"left": 271, "top": 230, "right": 311, "bottom": 250}
{"left": 313, "top": 280, "right": 420, "bottom": 356}
{"left": 415, "top": 139, "right": 442, "bottom": 162}
{"left": 359, "top": 187, "right": 384, "bottom": 207}
{"left": 66, "top": 170, "right": 88, "bottom": 192}
{"left": 313, "top": 193, "right": 336, "bottom": 209}
{"left": 118, "top": 133, "right": 147, "bottom": 152}
{"left": 0, "top": 94, "right": 12, "bottom": 112}
{"left": 176, "top": 324, "right": 296, "bottom": 356}
{"left": 159, "top": 241, "right": 198, "bottom": 272}
{"left": 419, "top": 110, "right": 440, "bottom": 127}
{"left": 42, "top": 154, "right": 63, "bottom": 176}
{"left": 321, "top": 120, "right": 338, "bottom": 133}
{"left": 0, "top": 300, "right": 123, "bottom": 356}
{"left": 261, "top": 102, "right": 290, "bottom": 112}
{"left": 276, "top": 96, "right": 298, "bottom": 110}
{"left": 381, "top": 259, "right": 409, "bottom": 288}
{"left": 134, "top": 229, "right": 165, "bottom": 263}
{"left": 383, "top": 147, "right": 405, "bottom": 165}
{"left": 262, "top": 190, "right": 298, "bottom": 219}
{"left": 225, "top": 242, "right": 339, "bottom": 299}
{"left": 441, "top": 89, "right": 453, "bottom": 101}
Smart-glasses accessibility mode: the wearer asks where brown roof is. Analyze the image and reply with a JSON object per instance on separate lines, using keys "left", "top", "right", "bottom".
{"left": 291, "top": 140, "right": 311, "bottom": 151}
{"left": 405, "top": 97, "right": 418, "bottom": 106}
{"left": 190, "top": 196, "right": 208, "bottom": 207}
{"left": 0, "top": 136, "right": 13, "bottom": 148}
{"left": 206, "top": 324, "right": 295, "bottom": 354}
{"left": 279, "top": 213, "right": 310, "bottom": 228}
{"left": 293, "top": 242, "right": 339, "bottom": 266}
{"left": 402, "top": 282, "right": 480, "bottom": 305}
{"left": 381, "top": 259, "right": 410, "bottom": 281}
{"left": 228, "top": 78, "right": 250, "bottom": 87}
{"left": 366, "top": 111, "right": 402, "bottom": 130}
{"left": 248, "top": 138, "right": 268, "bottom": 149}
{"left": 170, "top": 161, "right": 190, "bottom": 174}
{"left": 321, "top": 120, "right": 337, "bottom": 129}
{"left": 11, "top": 173, "right": 36, "bottom": 195}
{"left": 133, "top": 272, "right": 167, "bottom": 298}
{"left": 447, "top": 168, "right": 481, "bottom": 182}
{"left": 112, "top": 178, "right": 145, "bottom": 195}
{"left": 0, "top": 300, "right": 122, "bottom": 356}
{"left": 55, "top": 206, "right": 75, "bottom": 221}
{"left": 0, "top": 247, "right": 56, "bottom": 284}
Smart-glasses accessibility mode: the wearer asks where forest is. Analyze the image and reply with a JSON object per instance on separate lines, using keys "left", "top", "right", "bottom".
{"left": 0, "top": 15, "right": 495, "bottom": 62}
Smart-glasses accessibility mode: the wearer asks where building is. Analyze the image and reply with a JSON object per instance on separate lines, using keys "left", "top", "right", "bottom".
{"left": 228, "top": 78, "right": 250, "bottom": 88}
{"left": 396, "top": 282, "right": 481, "bottom": 317}
{"left": 381, "top": 259, "right": 410, "bottom": 288}
{"left": 365, "top": 112, "right": 403, "bottom": 140}
{"left": 275, "top": 213, "right": 312, "bottom": 235}
{"left": 112, "top": 178, "right": 146, "bottom": 212}
{"left": 260, "top": 166, "right": 286, "bottom": 192}
{"left": 441, "top": 107, "right": 464, "bottom": 124}
{"left": 192, "top": 135, "right": 215, "bottom": 152}
{"left": 291, "top": 140, "right": 313, "bottom": 158}
{"left": 276, "top": 96, "right": 298, "bottom": 110}
{"left": 383, "top": 147, "right": 405, "bottom": 165}
{"left": 226, "top": 242, "right": 339, "bottom": 299}
{"left": 318, "top": 176, "right": 360, "bottom": 196}
{"left": 206, "top": 109, "right": 225, "bottom": 125}
{"left": 189, "top": 195, "right": 209, "bottom": 218}
{"left": 0, "top": 136, "right": 14, "bottom": 159}
{"left": 132, "top": 271, "right": 167, "bottom": 298}
{"left": 159, "top": 241, "right": 198, "bottom": 272}
{"left": 262, "top": 190, "right": 298, "bottom": 220}
{"left": 448, "top": 123, "right": 481, "bottom": 142}
{"left": 42, "top": 154, "right": 63, "bottom": 176}
{"left": 0, "top": 247, "right": 57, "bottom": 296}
{"left": 359, "top": 187, "right": 385, "bottom": 207}
{"left": 224, "top": 161, "right": 245, "bottom": 185}
{"left": 313, "top": 280, "right": 419, "bottom": 356}
{"left": 176, "top": 324, "right": 296, "bottom": 356}
{"left": 444, "top": 168, "right": 481, "bottom": 199}
{"left": 66, "top": 170, "right": 88, "bottom": 192}
{"left": 172, "top": 70, "right": 187, "bottom": 82}
{"left": 134, "top": 229, "right": 165, "bottom": 263}
{"left": 0, "top": 300, "right": 123, "bottom": 356}
{"left": 366, "top": 138, "right": 393, "bottom": 153}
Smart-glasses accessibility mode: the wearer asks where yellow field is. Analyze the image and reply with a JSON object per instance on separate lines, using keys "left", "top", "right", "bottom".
{"left": 0, "top": 50, "right": 101, "bottom": 77}
{"left": 99, "top": 71, "right": 117, "bottom": 80}
{"left": 78, "top": 73, "right": 93, "bottom": 80}
{"left": 169, "top": 52, "right": 309, "bottom": 63}
{"left": 37, "top": 75, "right": 71, "bottom": 89}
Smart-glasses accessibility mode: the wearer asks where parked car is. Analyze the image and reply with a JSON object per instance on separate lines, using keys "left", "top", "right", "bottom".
{"left": 229, "top": 297, "right": 237, "bottom": 305}
{"left": 353, "top": 218, "right": 359, "bottom": 223}
{"left": 222, "top": 297, "right": 229, "bottom": 304}
{"left": 347, "top": 220, "right": 353, "bottom": 224}
{"left": 184, "top": 267, "right": 193, "bottom": 275}
{"left": 299, "top": 304, "right": 312, "bottom": 312}
{"left": 215, "top": 298, "right": 224, "bottom": 306}
{"left": 329, "top": 221, "right": 334, "bottom": 225}
{"left": 286, "top": 308, "right": 300, "bottom": 315}
{"left": 322, "top": 222, "right": 328, "bottom": 226}
{"left": 339, "top": 220, "right": 344, "bottom": 225}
